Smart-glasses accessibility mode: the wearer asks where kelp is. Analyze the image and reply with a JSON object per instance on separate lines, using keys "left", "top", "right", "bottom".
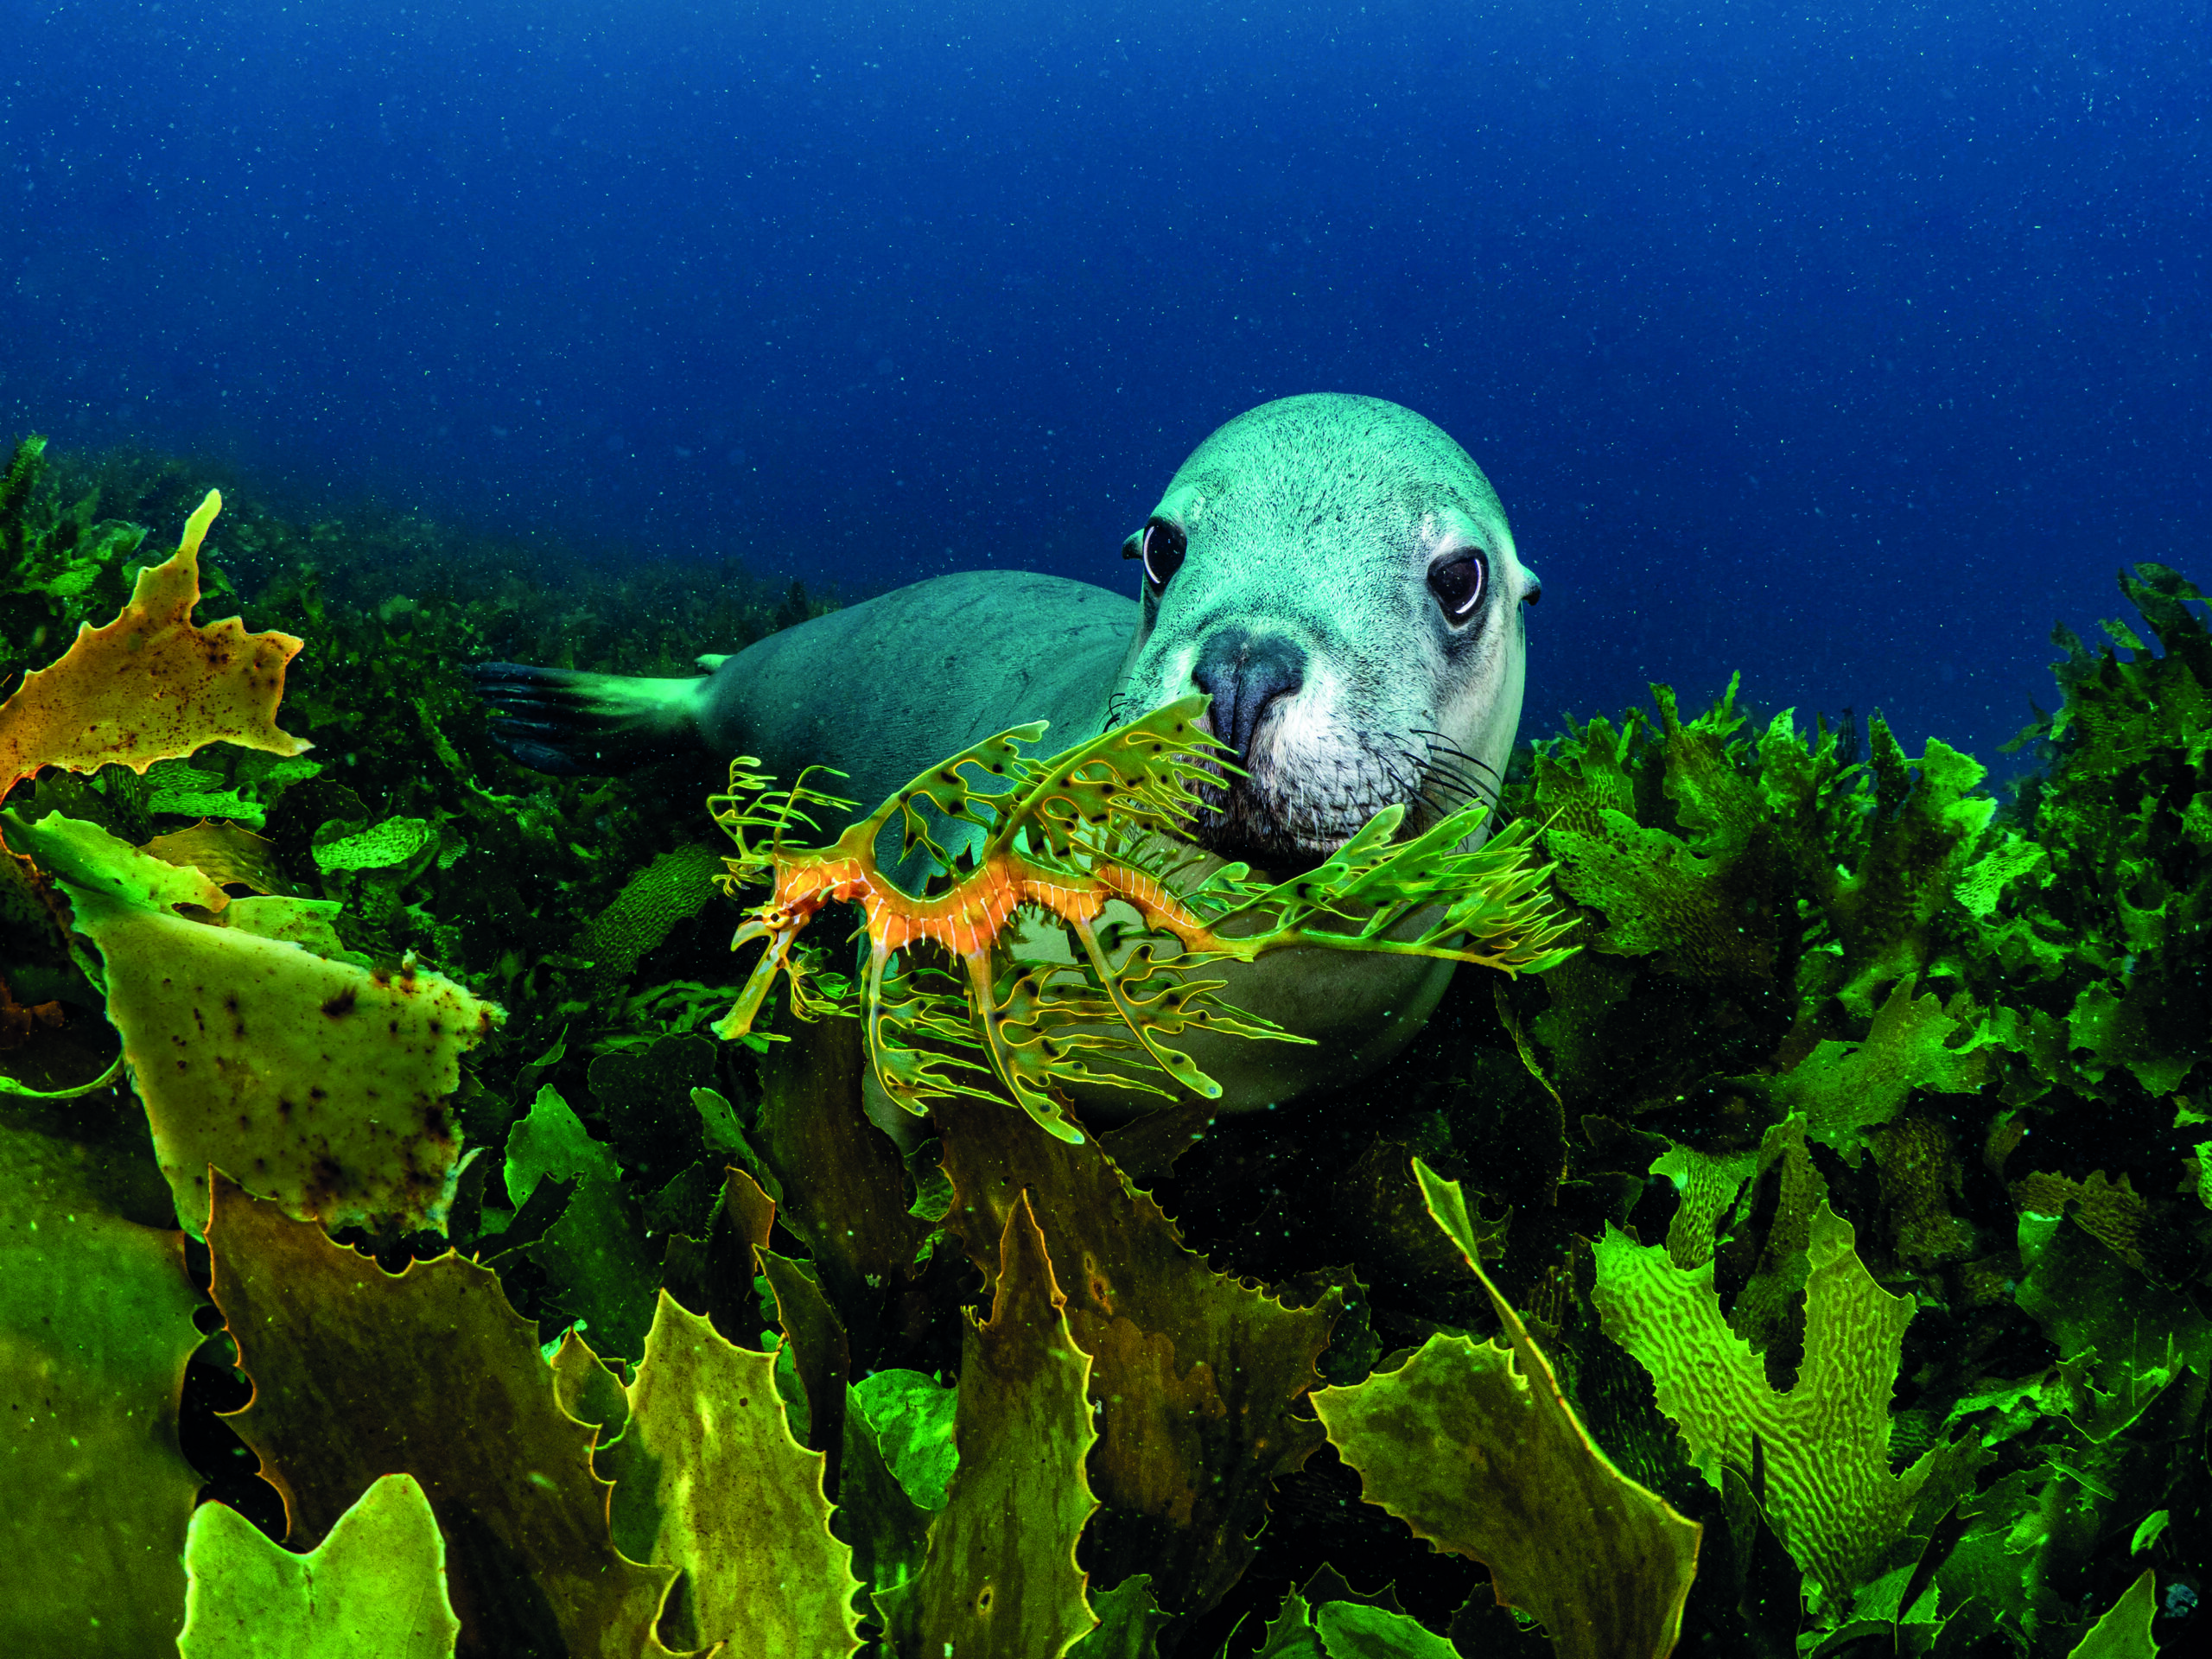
{"left": 4, "top": 433, "right": 2209, "bottom": 1658}
{"left": 0, "top": 486, "right": 307, "bottom": 808}
{"left": 0, "top": 1114, "right": 202, "bottom": 1655}
{"left": 176, "top": 1474, "right": 462, "bottom": 1659}
{"left": 5, "top": 807, "right": 499, "bottom": 1237}
{"left": 1315, "top": 1160, "right": 1701, "bottom": 1659}
{"left": 708, "top": 694, "right": 1576, "bottom": 1141}
{"left": 1593, "top": 1190, "right": 1984, "bottom": 1622}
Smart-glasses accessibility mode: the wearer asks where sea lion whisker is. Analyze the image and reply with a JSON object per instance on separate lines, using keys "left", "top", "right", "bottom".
{"left": 1408, "top": 728, "right": 1505, "bottom": 782}
{"left": 1388, "top": 738, "right": 1489, "bottom": 811}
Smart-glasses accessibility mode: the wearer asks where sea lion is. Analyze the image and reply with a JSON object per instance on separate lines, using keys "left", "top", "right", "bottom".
{"left": 471, "top": 393, "right": 1540, "bottom": 1119}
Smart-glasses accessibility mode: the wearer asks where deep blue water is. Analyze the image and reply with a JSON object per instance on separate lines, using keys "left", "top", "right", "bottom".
{"left": 3, "top": 1, "right": 2204, "bottom": 768}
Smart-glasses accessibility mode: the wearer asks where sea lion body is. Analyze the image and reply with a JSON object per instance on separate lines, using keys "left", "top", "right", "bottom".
{"left": 474, "top": 394, "right": 1539, "bottom": 1119}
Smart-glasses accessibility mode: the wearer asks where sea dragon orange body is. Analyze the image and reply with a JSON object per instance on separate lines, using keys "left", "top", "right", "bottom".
{"left": 711, "top": 694, "right": 1573, "bottom": 1142}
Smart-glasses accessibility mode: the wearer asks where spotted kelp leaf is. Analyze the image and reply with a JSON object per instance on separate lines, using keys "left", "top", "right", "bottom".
{"left": 1709, "top": 1116, "right": 1838, "bottom": 1359}
{"left": 931, "top": 1090, "right": 1338, "bottom": 1615}
{"left": 8, "top": 810, "right": 499, "bottom": 1235}
{"left": 0, "top": 489, "right": 307, "bottom": 807}
{"left": 601, "top": 1292, "right": 861, "bottom": 1657}
{"left": 203, "top": 1177, "right": 681, "bottom": 1659}
{"left": 2010, "top": 1168, "right": 2148, "bottom": 1271}
{"left": 1313, "top": 1160, "right": 1700, "bottom": 1659}
{"left": 177, "top": 1475, "right": 461, "bottom": 1659}
{"left": 1544, "top": 808, "right": 1771, "bottom": 982}
{"left": 1648, "top": 1140, "right": 1759, "bottom": 1269}
{"left": 309, "top": 815, "right": 436, "bottom": 874}
{"left": 1592, "top": 1201, "right": 1983, "bottom": 1620}
{"left": 142, "top": 745, "right": 322, "bottom": 831}
{"left": 0, "top": 1117, "right": 201, "bottom": 1657}
{"left": 878, "top": 1192, "right": 1100, "bottom": 1659}
{"left": 713, "top": 695, "right": 1573, "bottom": 1141}
{"left": 501, "top": 1084, "right": 660, "bottom": 1363}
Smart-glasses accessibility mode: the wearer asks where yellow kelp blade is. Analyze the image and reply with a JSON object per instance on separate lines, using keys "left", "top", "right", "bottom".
{"left": 204, "top": 1178, "right": 686, "bottom": 1658}
{"left": 602, "top": 1293, "right": 862, "bottom": 1657}
{"left": 876, "top": 1193, "right": 1100, "bottom": 1659}
{"left": 0, "top": 490, "right": 308, "bottom": 805}
{"left": 178, "top": 1476, "right": 461, "bottom": 1659}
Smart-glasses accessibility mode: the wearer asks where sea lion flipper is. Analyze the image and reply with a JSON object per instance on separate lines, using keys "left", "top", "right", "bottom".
{"left": 465, "top": 661, "right": 707, "bottom": 776}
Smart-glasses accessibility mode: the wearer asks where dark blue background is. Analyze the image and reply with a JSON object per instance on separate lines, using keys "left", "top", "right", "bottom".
{"left": 4, "top": 2, "right": 2205, "bottom": 766}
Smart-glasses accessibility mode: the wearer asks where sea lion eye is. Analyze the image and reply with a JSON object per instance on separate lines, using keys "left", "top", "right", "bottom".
{"left": 1141, "top": 519, "right": 1187, "bottom": 589}
{"left": 1428, "top": 552, "right": 1486, "bottom": 622}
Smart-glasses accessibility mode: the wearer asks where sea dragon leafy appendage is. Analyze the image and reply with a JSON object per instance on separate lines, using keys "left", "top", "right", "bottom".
{"left": 709, "top": 694, "right": 1575, "bottom": 1142}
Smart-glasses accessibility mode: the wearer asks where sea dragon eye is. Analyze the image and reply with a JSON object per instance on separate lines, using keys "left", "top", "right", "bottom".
{"left": 1141, "top": 519, "right": 1188, "bottom": 589}
{"left": 1428, "top": 552, "right": 1486, "bottom": 622}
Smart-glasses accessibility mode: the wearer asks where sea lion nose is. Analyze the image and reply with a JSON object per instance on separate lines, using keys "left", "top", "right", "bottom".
{"left": 1191, "top": 628, "right": 1307, "bottom": 765}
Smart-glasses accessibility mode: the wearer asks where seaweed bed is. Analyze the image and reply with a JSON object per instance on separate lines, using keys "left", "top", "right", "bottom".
{"left": 1, "top": 433, "right": 2205, "bottom": 1658}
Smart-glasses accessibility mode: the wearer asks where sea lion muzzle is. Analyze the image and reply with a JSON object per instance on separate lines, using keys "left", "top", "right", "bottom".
{"left": 1191, "top": 627, "right": 1307, "bottom": 765}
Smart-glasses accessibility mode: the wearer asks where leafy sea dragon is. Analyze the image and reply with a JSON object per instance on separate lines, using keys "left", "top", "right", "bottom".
{"left": 709, "top": 695, "right": 1573, "bottom": 1142}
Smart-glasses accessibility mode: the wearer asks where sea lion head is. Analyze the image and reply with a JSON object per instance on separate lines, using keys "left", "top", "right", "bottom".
{"left": 1108, "top": 393, "right": 1540, "bottom": 868}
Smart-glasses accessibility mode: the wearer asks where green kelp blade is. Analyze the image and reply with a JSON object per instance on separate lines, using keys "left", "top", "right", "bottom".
{"left": 850, "top": 1368, "right": 960, "bottom": 1512}
{"left": 929, "top": 1091, "right": 1339, "bottom": 1617}
{"left": 1310, "top": 1160, "right": 1700, "bottom": 1659}
{"left": 0, "top": 1116, "right": 202, "bottom": 1658}
{"left": 1591, "top": 1200, "right": 1985, "bottom": 1621}
{"left": 2066, "top": 1569, "right": 2158, "bottom": 1659}
{"left": 1067, "top": 1574, "right": 1172, "bottom": 1659}
{"left": 178, "top": 1476, "right": 461, "bottom": 1659}
{"left": 499, "top": 1084, "right": 661, "bottom": 1363}
{"left": 1313, "top": 1599, "right": 1461, "bottom": 1658}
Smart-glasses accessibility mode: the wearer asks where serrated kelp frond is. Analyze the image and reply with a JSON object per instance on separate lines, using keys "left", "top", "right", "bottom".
{"left": 709, "top": 695, "right": 1576, "bottom": 1141}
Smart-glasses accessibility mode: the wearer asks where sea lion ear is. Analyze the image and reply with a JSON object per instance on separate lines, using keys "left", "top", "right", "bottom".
{"left": 1521, "top": 568, "right": 1543, "bottom": 606}
{"left": 1121, "top": 529, "right": 1144, "bottom": 560}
